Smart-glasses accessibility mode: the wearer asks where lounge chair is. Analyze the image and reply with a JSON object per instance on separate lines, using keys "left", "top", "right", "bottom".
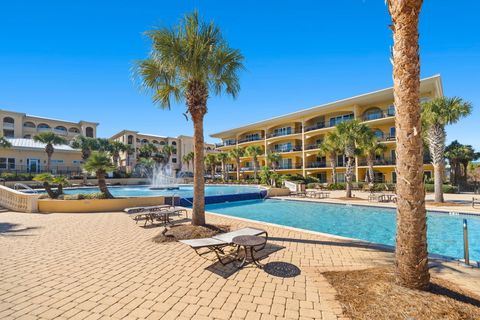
{"left": 368, "top": 192, "right": 384, "bottom": 202}
{"left": 124, "top": 205, "right": 188, "bottom": 226}
{"left": 472, "top": 197, "right": 479, "bottom": 208}
{"left": 179, "top": 227, "right": 268, "bottom": 265}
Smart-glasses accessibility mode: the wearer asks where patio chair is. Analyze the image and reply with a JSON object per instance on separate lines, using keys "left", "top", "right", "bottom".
{"left": 179, "top": 227, "right": 268, "bottom": 265}
{"left": 473, "top": 197, "right": 479, "bottom": 208}
{"left": 368, "top": 192, "right": 384, "bottom": 202}
{"left": 124, "top": 204, "right": 186, "bottom": 226}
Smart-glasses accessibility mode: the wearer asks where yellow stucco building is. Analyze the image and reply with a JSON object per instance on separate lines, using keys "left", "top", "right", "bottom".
{"left": 211, "top": 75, "right": 443, "bottom": 183}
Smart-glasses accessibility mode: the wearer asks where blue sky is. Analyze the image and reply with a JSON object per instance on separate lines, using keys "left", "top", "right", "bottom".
{"left": 1, "top": 1, "right": 479, "bottom": 148}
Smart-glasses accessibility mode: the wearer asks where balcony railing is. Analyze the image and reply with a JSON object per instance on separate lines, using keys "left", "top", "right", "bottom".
{"left": 53, "top": 129, "right": 68, "bottom": 136}
{"left": 266, "top": 128, "right": 302, "bottom": 139}
{"left": 359, "top": 158, "right": 396, "bottom": 166}
{"left": 240, "top": 166, "right": 254, "bottom": 171}
{"left": 362, "top": 109, "right": 395, "bottom": 122}
{"left": 306, "top": 162, "right": 327, "bottom": 168}
{"left": 305, "top": 143, "right": 323, "bottom": 150}
{"left": 271, "top": 146, "right": 302, "bottom": 153}
{"left": 215, "top": 140, "right": 237, "bottom": 148}
{"left": 238, "top": 136, "right": 263, "bottom": 144}
{"left": 2, "top": 122, "right": 14, "bottom": 129}
{"left": 0, "top": 165, "right": 83, "bottom": 177}
{"left": 276, "top": 163, "right": 303, "bottom": 170}
{"left": 304, "top": 121, "right": 326, "bottom": 132}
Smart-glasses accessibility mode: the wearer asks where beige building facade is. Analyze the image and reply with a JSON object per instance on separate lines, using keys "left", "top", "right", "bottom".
{"left": 211, "top": 75, "right": 443, "bottom": 183}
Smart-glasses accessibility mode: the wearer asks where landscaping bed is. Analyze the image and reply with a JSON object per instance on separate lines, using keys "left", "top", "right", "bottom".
{"left": 323, "top": 267, "right": 480, "bottom": 320}
{"left": 152, "top": 224, "right": 230, "bottom": 243}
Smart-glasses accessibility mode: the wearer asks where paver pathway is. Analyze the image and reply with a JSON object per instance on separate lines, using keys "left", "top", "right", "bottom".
{"left": 1, "top": 210, "right": 479, "bottom": 320}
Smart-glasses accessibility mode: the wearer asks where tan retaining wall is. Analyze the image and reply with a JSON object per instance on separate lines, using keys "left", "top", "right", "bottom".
{"left": 0, "top": 185, "right": 39, "bottom": 213}
{"left": 266, "top": 187, "right": 291, "bottom": 197}
{"left": 38, "top": 196, "right": 166, "bottom": 213}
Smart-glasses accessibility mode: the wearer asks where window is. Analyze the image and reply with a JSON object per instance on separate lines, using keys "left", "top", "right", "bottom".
{"left": 373, "top": 129, "right": 384, "bottom": 140}
{"left": 387, "top": 105, "right": 395, "bottom": 116}
{"left": 272, "top": 127, "right": 292, "bottom": 137}
{"left": 85, "top": 127, "right": 94, "bottom": 137}
{"left": 424, "top": 171, "right": 432, "bottom": 181}
{"left": 274, "top": 142, "right": 292, "bottom": 152}
{"left": 336, "top": 173, "right": 345, "bottom": 183}
{"left": 374, "top": 172, "right": 385, "bottom": 183}
{"left": 3, "top": 117, "right": 14, "bottom": 129}
{"left": 37, "top": 123, "right": 51, "bottom": 129}
{"left": 3, "top": 130, "right": 14, "bottom": 138}
{"left": 50, "top": 160, "right": 64, "bottom": 164}
{"left": 245, "top": 133, "right": 260, "bottom": 141}
{"left": 329, "top": 113, "right": 354, "bottom": 126}
{"left": 337, "top": 155, "right": 344, "bottom": 167}
{"left": 392, "top": 172, "right": 397, "bottom": 183}
{"left": 389, "top": 127, "right": 396, "bottom": 138}
{"left": 127, "top": 135, "right": 134, "bottom": 144}
{"left": 23, "top": 121, "right": 35, "bottom": 128}
{"left": 69, "top": 127, "right": 80, "bottom": 133}
{"left": 160, "top": 141, "right": 166, "bottom": 145}
{"left": 73, "top": 160, "right": 83, "bottom": 165}
{"left": 171, "top": 141, "right": 177, "bottom": 146}
{"left": 362, "top": 108, "right": 383, "bottom": 121}
{"left": 54, "top": 126, "right": 67, "bottom": 133}
{"left": 316, "top": 172, "right": 327, "bottom": 183}
{"left": 24, "top": 135, "right": 31, "bottom": 139}
{"left": 390, "top": 149, "right": 396, "bottom": 162}
{"left": 278, "top": 158, "right": 292, "bottom": 169}
{"left": 172, "top": 158, "right": 177, "bottom": 163}
{"left": 0, "top": 158, "right": 15, "bottom": 170}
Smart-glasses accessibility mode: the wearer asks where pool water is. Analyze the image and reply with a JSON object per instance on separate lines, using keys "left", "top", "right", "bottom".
{"left": 62, "top": 185, "right": 263, "bottom": 198}
{"left": 205, "top": 199, "right": 480, "bottom": 262}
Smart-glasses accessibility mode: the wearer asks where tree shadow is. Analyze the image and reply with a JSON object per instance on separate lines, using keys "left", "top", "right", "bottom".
{"left": 430, "top": 283, "right": 480, "bottom": 308}
{"left": 268, "top": 236, "right": 395, "bottom": 252}
{"left": 0, "top": 222, "right": 41, "bottom": 236}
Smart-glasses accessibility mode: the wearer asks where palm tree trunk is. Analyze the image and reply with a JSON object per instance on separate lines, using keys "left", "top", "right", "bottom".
{"left": 388, "top": 0, "right": 429, "bottom": 290}
{"left": 345, "top": 157, "right": 354, "bottom": 198}
{"left": 97, "top": 171, "right": 113, "bottom": 199}
{"left": 253, "top": 158, "right": 258, "bottom": 182}
{"left": 427, "top": 123, "right": 445, "bottom": 202}
{"left": 330, "top": 154, "right": 337, "bottom": 184}
{"left": 222, "top": 162, "right": 226, "bottom": 181}
{"left": 191, "top": 113, "right": 206, "bottom": 226}
{"left": 43, "top": 182, "right": 56, "bottom": 199}
{"left": 236, "top": 158, "right": 241, "bottom": 181}
{"left": 367, "top": 159, "right": 375, "bottom": 184}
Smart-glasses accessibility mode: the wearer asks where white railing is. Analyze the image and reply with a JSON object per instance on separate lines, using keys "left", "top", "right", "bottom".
{"left": 0, "top": 185, "right": 39, "bottom": 213}
{"left": 2, "top": 122, "right": 14, "bottom": 129}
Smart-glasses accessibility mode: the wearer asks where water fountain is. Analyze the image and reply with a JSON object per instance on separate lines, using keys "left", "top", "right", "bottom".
{"left": 148, "top": 163, "right": 180, "bottom": 190}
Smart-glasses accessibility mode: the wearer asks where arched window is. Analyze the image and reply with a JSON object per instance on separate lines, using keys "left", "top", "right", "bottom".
{"left": 85, "top": 127, "right": 94, "bottom": 137}
{"left": 160, "top": 141, "right": 166, "bottom": 145}
{"left": 24, "top": 134, "right": 31, "bottom": 139}
{"left": 141, "top": 139, "right": 149, "bottom": 144}
{"left": 152, "top": 140, "right": 159, "bottom": 144}
{"left": 68, "top": 127, "right": 80, "bottom": 133}
{"left": 3, "top": 117, "right": 14, "bottom": 124}
{"left": 37, "top": 123, "right": 51, "bottom": 131}
{"left": 23, "top": 121, "right": 35, "bottom": 128}
{"left": 127, "top": 135, "right": 134, "bottom": 144}
{"left": 171, "top": 141, "right": 177, "bottom": 146}
{"left": 54, "top": 126, "right": 67, "bottom": 134}
{"left": 362, "top": 107, "right": 383, "bottom": 121}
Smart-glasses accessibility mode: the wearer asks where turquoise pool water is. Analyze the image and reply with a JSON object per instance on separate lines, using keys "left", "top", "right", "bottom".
{"left": 205, "top": 199, "right": 480, "bottom": 262}
{"left": 62, "top": 185, "right": 262, "bottom": 198}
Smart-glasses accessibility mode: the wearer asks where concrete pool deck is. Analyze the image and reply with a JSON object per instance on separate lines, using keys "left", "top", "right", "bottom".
{"left": 1, "top": 208, "right": 480, "bottom": 320}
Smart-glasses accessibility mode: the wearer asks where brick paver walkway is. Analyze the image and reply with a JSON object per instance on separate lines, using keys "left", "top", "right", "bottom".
{"left": 1, "top": 210, "right": 479, "bottom": 320}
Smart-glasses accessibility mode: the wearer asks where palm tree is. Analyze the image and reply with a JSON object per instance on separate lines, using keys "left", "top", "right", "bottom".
{"left": 162, "top": 145, "right": 177, "bottom": 164}
{"left": 33, "top": 173, "right": 69, "bottom": 199}
{"left": 33, "top": 132, "right": 68, "bottom": 172}
{"left": 71, "top": 136, "right": 100, "bottom": 183}
{"left": 182, "top": 151, "right": 194, "bottom": 171}
{"left": 358, "top": 131, "right": 387, "bottom": 184}
{"left": 387, "top": 0, "right": 429, "bottom": 290}
{"left": 83, "top": 152, "right": 116, "bottom": 199}
{"left": 334, "top": 120, "right": 369, "bottom": 197}
{"left": 446, "top": 141, "right": 479, "bottom": 185}
{"left": 124, "top": 144, "right": 135, "bottom": 169}
{"left": 109, "top": 141, "right": 128, "bottom": 168}
{"left": 245, "top": 145, "right": 263, "bottom": 182}
{"left": 318, "top": 132, "right": 342, "bottom": 184}
{"left": 135, "top": 11, "right": 244, "bottom": 226}
{"left": 216, "top": 152, "right": 230, "bottom": 181}
{"left": 138, "top": 143, "right": 158, "bottom": 159}
{"left": 0, "top": 136, "right": 12, "bottom": 148}
{"left": 229, "top": 147, "right": 245, "bottom": 181}
{"left": 204, "top": 153, "right": 218, "bottom": 179}
{"left": 266, "top": 152, "right": 281, "bottom": 172}
{"left": 422, "top": 97, "right": 472, "bottom": 202}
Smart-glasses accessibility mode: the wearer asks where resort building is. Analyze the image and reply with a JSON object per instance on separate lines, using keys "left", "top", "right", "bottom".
{"left": 0, "top": 109, "right": 98, "bottom": 175}
{"left": 110, "top": 130, "right": 215, "bottom": 174}
{"left": 211, "top": 75, "right": 443, "bottom": 183}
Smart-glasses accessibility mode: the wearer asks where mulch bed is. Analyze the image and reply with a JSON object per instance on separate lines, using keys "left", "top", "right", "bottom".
{"left": 152, "top": 224, "right": 230, "bottom": 243}
{"left": 323, "top": 267, "right": 480, "bottom": 320}
{"left": 334, "top": 197, "right": 367, "bottom": 201}
{"left": 426, "top": 201, "right": 467, "bottom": 207}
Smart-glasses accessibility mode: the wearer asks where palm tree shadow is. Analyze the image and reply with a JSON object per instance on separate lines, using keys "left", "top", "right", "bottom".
{"left": 429, "top": 283, "right": 480, "bottom": 308}
{"left": 0, "top": 222, "right": 41, "bottom": 236}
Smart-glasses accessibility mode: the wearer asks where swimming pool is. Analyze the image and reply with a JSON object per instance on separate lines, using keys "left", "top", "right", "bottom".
{"left": 205, "top": 199, "right": 480, "bottom": 262}
{"left": 61, "top": 184, "right": 263, "bottom": 198}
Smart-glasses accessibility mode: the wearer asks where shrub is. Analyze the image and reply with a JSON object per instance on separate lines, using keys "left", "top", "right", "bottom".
{"left": 328, "top": 183, "right": 346, "bottom": 190}
{"left": 425, "top": 184, "right": 457, "bottom": 193}
{"left": 304, "top": 176, "right": 320, "bottom": 184}
{"left": 0, "top": 172, "right": 35, "bottom": 181}
{"left": 307, "top": 183, "right": 322, "bottom": 189}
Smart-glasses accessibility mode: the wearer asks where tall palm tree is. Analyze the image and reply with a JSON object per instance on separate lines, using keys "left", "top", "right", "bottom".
{"left": 83, "top": 151, "right": 116, "bottom": 199}
{"left": 358, "top": 131, "right": 387, "bottom": 184}
{"left": 182, "top": 151, "right": 194, "bottom": 171}
{"left": 135, "top": 11, "right": 244, "bottom": 226}
{"left": 138, "top": 143, "right": 158, "bottom": 159}
{"left": 124, "top": 144, "right": 135, "bottom": 169}
{"left": 266, "top": 152, "right": 281, "bottom": 172}
{"left": 216, "top": 152, "right": 230, "bottom": 181}
{"left": 33, "top": 132, "right": 68, "bottom": 172}
{"left": 422, "top": 97, "right": 472, "bottom": 202}
{"left": 71, "top": 136, "right": 100, "bottom": 183}
{"left": 334, "top": 120, "right": 369, "bottom": 197}
{"left": 108, "top": 141, "right": 128, "bottom": 168}
{"left": 245, "top": 145, "right": 263, "bottom": 182}
{"left": 446, "top": 141, "right": 479, "bottom": 185}
{"left": 0, "top": 136, "right": 12, "bottom": 148}
{"left": 162, "top": 145, "right": 177, "bottom": 164}
{"left": 318, "top": 132, "right": 342, "bottom": 184}
{"left": 229, "top": 147, "right": 245, "bottom": 181}
{"left": 387, "top": 0, "right": 429, "bottom": 290}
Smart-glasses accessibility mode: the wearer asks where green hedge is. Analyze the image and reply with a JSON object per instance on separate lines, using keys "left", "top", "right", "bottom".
{"left": 0, "top": 172, "right": 36, "bottom": 181}
{"left": 424, "top": 184, "right": 457, "bottom": 193}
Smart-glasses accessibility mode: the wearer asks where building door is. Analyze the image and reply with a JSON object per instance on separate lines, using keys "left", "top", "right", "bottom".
{"left": 27, "top": 159, "right": 40, "bottom": 173}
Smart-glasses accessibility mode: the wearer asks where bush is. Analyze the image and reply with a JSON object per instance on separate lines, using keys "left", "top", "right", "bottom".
{"left": 0, "top": 172, "right": 35, "bottom": 181}
{"left": 328, "top": 183, "right": 346, "bottom": 190}
{"left": 425, "top": 184, "right": 457, "bottom": 193}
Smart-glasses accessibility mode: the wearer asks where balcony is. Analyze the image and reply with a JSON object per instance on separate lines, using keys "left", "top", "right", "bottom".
{"left": 306, "top": 162, "right": 327, "bottom": 168}
{"left": 53, "top": 129, "right": 68, "bottom": 136}
{"left": 305, "top": 143, "right": 323, "bottom": 150}
{"left": 2, "top": 122, "right": 14, "bottom": 129}
{"left": 266, "top": 128, "right": 302, "bottom": 139}
{"left": 240, "top": 166, "right": 254, "bottom": 171}
{"left": 215, "top": 140, "right": 237, "bottom": 148}
{"left": 37, "top": 127, "right": 52, "bottom": 133}
{"left": 359, "top": 158, "right": 396, "bottom": 166}
{"left": 238, "top": 136, "right": 263, "bottom": 144}
{"left": 271, "top": 146, "right": 302, "bottom": 153}
{"left": 305, "top": 121, "right": 326, "bottom": 132}
{"left": 362, "top": 109, "right": 395, "bottom": 122}
{"left": 277, "top": 163, "right": 303, "bottom": 170}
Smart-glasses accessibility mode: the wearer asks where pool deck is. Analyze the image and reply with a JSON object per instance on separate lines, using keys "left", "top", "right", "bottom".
{"left": 1, "top": 208, "right": 480, "bottom": 320}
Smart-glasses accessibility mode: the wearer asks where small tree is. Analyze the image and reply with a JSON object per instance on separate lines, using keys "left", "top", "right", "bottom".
{"left": 216, "top": 152, "right": 230, "bottom": 181}
{"left": 33, "top": 132, "right": 68, "bottom": 172}
{"left": 358, "top": 131, "right": 387, "bottom": 185}
{"left": 182, "top": 151, "right": 194, "bottom": 171}
{"left": 83, "top": 152, "right": 116, "bottom": 199}
{"left": 266, "top": 152, "right": 281, "bottom": 172}
{"left": 204, "top": 154, "right": 218, "bottom": 180}
{"left": 71, "top": 136, "right": 99, "bottom": 183}
{"left": 0, "top": 136, "right": 12, "bottom": 148}
{"left": 33, "top": 173, "right": 69, "bottom": 199}
{"left": 229, "top": 147, "right": 245, "bottom": 181}
{"left": 318, "top": 132, "right": 342, "bottom": 184}
{"left": 245, "top": 145, "right": 263, "bottom": 182}
{"left": 109, "top": 141, "right": 128, "bottom": 168}
{"left": 162, "top": 145, "right": 177, "bottom": 164}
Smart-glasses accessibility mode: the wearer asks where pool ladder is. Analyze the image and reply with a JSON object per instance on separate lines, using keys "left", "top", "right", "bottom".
{"left": 462, "top": 219, "right": 479, "bottom": 268}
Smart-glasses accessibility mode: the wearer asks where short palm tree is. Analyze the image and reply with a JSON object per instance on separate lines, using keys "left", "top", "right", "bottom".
{"left": 138, "top": 143, "right": 158, "bottom": 159}
{"left": 33, "top": 132, "right": 68, "bottom": 172}
{"left": 83, "top": 152, "right": 116, "bottom": 199}
{"left": 334, "top": 120, "right": 369, "bottom": 197}
{"left": 229, "top": 147, "right": 245, "bottom": 181}
{"left": 108, "top": 140, "right": 128, "bottom": 168}
{"left": 182, "top": 151, "right": 194, "bottom": 171}
{"left": 204, "top": 153, "right": 218, "bottom": 179}
{"left": 318, "top": 132, "right": 342, "bottom": 184}
{"left": 216, "top": 152, "right": 230, "bottom": 181}
{"left": 71, "top": 136, "right": 100, "bottom": 183}
{"left": 388, "top": 0, "right": 429, "bottom": 290}
{"left": 358, "top": 131, "right": 387, "bottom": 184}
{"left": 33, "top": 173, "right": 69, "bottom": 199}
{"left": 135, "top": 11, "right": 244, "bottom": 226}
{"left": 162, "top": 145, "right": 177, "bottom": 164}
{"left": 422, "top": 97, "right": 472, "bottom": 202}
{"left": 266, "top": 152, "right": 281, "bottom": 172}
{"left": 0, "top": 136, "right": 12, "bottom": 148}
{"left": 245, "top": 145, "right": 263, "bottom": 182}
